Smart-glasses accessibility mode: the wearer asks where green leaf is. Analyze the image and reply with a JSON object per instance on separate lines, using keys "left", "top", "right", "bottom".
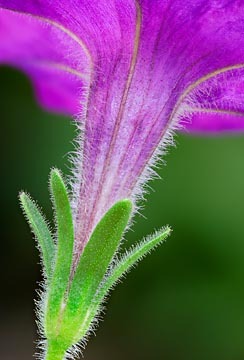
{"left": 59, "top": 199, "right": 132, "bottom": 344}
{"left": 45, "top": 169, "right": 74, "bottom": 339}
{"left": 77, "top": 226, "right": 171, "bottom": 339}
{"left": 19, "top": 192, "right": 55, "bottom": 281}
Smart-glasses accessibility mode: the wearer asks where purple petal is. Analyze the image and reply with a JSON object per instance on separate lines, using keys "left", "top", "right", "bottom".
{"left": 74, "top": 0, "right": 244, "bottom": 259}
{"left": 0, "top": 1, "right": 244, "bottom": 263}
{"left": 181, "top": 67, "right": 244, "bottom": 133}
{"left": 0, "top": 6, "right": 91, "bottom": 114}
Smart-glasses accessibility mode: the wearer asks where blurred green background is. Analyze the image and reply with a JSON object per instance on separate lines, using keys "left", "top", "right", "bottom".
{"left": 1, "top": 66, "right": 244, "bottom": 360}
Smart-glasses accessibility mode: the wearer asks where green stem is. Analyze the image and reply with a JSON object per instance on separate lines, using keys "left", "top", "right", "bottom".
{"left": 45, "top": 341, "right": 66, "bottom": 360}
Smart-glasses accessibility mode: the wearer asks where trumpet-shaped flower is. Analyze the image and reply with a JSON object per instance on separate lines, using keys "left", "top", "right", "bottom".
{"left": 0, "top": 1, "right": 244, "bottom": 359}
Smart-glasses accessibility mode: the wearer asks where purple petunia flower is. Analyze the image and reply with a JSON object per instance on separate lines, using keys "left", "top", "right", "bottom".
{"left": 1, "top": 1, "right": 244, "bottom": 358}
{"left": 0, "top": 0, "right": 244, "bottom": 266}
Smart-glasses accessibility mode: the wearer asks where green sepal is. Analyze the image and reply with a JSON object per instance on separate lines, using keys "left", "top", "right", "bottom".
{"left": 20, "top": 179, "right": 171, "bottom": 359}
{"left": 19, "top": 192, "right": 55, "bottom": 281}
{"left": 96, "top": 226, "right": 171, "bottom": 301}
{"left": 45, "top": 169, "right": 74, "bottom": 339}
{"left": 59, "top": 199, "right": 132, "bottom": 345}
{"left": 75, "top": 226, "right": 171, "bottom": 339}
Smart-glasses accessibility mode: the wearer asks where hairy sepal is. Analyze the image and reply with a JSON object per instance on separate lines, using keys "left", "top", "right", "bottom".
{"left": 58, "top": 199, "right": 133, "bottom": 346}
{"left": 45, "top": 169, "right": 74, "bottom": 340}
{"left": 19, "top": 192, "right": 55, "bottom": 282}
{"left": 20, "top": 179, "right": 170, "bottom": 359}
{"left": 74, "top": 226, "right": 171, "bottom": 343}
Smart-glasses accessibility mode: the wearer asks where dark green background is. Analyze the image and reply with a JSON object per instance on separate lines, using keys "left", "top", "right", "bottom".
{"left": 1, "top": 67, "right": 244, "bottom": 360}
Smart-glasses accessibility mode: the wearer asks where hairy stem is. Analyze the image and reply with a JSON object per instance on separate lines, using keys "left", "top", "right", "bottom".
{"left": 45, "top": 341, "right": 66, "bottom": 360}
